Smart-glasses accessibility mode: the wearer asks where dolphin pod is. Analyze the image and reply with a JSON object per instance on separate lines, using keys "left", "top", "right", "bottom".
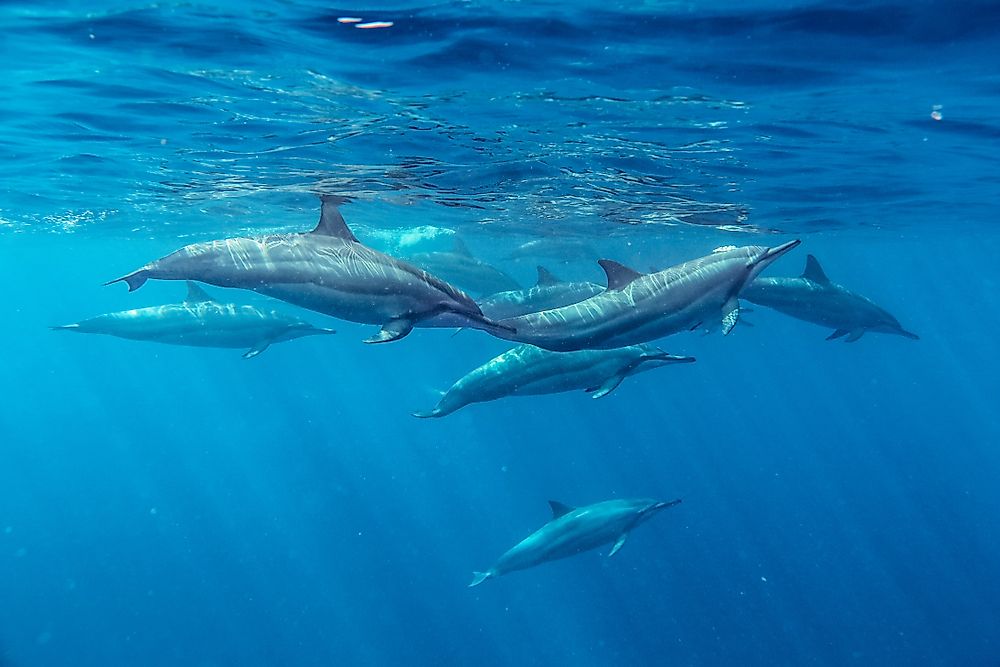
{"left": 53, "top": 282, "right": 335, "bottom": 358}
{"left": 106, "top": 197, "right": 513, "bottom": 344}
{"left": 741, "top": 254, "right": 919, "bottom": 342}
{"left": 69, "top": 196, "right": 922, "bottom": 589}
{"left": 490, "top": 241, "right": 801, "bottom": 351}
{"left": 469, "top": 498, "right": 682, "bottom": 587}
{"left": 414, "top": 343, "right": 695, "bottom": 418}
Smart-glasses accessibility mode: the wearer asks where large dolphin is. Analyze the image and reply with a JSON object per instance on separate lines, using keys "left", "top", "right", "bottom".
{"left": 742, "top": 254, "right": 919, "bottom": 342}
{"left": 414, "top": 343, "right": 694, "bottom": 418}
{"left": 52, "top": 282, "right": 335, "bottom": 358}
{"left": 469, "top": 497, "right": 682, "bottom": 587}
{"left": 478, "top": 266, "right": 604, "bottom": 320}
{"left": 106, "top": 197, "right": 513, "bottom": 343}
{"left": 490, "top": 241, "right": 801, "bottom": 351}
{"left": 407, "top": 238, "right": 520, "bottom": 296}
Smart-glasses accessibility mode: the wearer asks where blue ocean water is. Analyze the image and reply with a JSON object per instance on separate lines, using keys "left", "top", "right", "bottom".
{"left": 1, "top": 1, "right": 999, "bottom": 665}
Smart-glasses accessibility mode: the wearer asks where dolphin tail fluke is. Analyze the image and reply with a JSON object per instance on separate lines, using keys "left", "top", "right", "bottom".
{"left": 462, "top": 309, "right": 516, "bottom": 335}
{"left": 104, "top": 270, "right": 149, "bottom": 292}
{"left": 468, "top": 571, "right": 493, "bottom": 587}
{"left": 243, "top": 341, "right": 271, "bottom": 359}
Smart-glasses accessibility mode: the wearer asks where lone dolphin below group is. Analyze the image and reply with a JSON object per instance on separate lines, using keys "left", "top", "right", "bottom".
{"left": 469, "top": 497, "right": 682, "bottom": 587}
{"left": 107, "top": 197, "right": 513, "bottom": 344}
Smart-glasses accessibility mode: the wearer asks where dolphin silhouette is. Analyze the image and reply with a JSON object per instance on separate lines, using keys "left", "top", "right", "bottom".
{"left": 469, "top": 497, "right": 682, "bottom": 587}
{"left": 414, "top": 343, "right": 694, "bottom": 418}
{"left": 742, "top": 254, "right": 918, "bottom": 342}
{"left": 53, "top": 282, "right": 335, "bottom": 358}
{"left": 490, "top": 241, "right": 800, "bottom": 351}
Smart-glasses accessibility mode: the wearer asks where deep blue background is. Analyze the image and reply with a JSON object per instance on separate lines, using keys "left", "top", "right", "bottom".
{"left": 1, "top": 2, "right": 998, "bottom": 666}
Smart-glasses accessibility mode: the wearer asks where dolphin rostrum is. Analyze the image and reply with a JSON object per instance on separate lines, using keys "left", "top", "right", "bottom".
{"left": 489, "top": 241, "right": 800, "bottom": 351}
{"left": 414, "top": 343, "right": 694, "bottom": 418}
{"left": 407, "top": 237, "right": 521, "bottom": 296}
{"left": 469, "top": 497, "right": 682, "bottom": 587}
{"left": 741, "top": 254, "right": 919, "bottom": 342}
{"left": 478, "top": 266, "right": 604, "bottom": 320}
{"left": 106, "top": 197, "right": 513, "bottom": 344}
{"left": 52, "top": 282, "right": 335, "bottom": 358}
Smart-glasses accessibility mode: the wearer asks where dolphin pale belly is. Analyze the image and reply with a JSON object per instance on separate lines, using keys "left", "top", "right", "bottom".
{"left": 478, "top": 266, "right": 604, "bottom": 320}
{"left": 414, "top": 343, "right": 694, "bottom": 418}
{"left": 469, "top": 497, "right": 682, "bottom": 587}
{"left": 106, "top": 197, "right": 513, "bottom": 344}
{"left": 742, "top": 254, "right": 918, "bottom": 342}
{"left": 52, "top": 282, "right": 335, "bottom": 358}
{"left": 490, "top": 241, "right": 801, "bottom": 351}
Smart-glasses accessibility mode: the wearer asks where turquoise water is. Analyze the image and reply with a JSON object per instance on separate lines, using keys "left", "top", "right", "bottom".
{"left": 1, "top": 2, "right": 999, "bottom": 665}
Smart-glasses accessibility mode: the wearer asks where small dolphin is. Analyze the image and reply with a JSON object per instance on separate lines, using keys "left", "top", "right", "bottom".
{"left": 478, "top": 266, "right": 604, "bottom": 320}
{"left": 469, "top": 497, "right": 682, "bottom": 587}
{"left": 106, "top": 197, "right": 513, "bottom": 344}
{"left": 52, "top": 282, "right": 335, "bottom": 358}
{"left": 491, "top": 241, "right": 801, "bottom": 351}
{"left": 506, "top": 237, "right": 598, "bottom": 262}
{"left": 407, "top": 238, "right": 520, "bottom": 296}
{"left": 415, "top": 343, "right": 694, "bottom": 418}
{"left": 742, "top": 254, "right": 919, "bottom": 342}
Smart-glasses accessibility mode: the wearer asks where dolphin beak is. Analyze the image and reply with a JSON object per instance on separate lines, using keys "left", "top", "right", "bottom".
{"left": 646, "top": 349, "right": 696, "bottom": 364}
{"left": 652, "top": 499, "right": 683, "bottom": 512}
{"left": 764, "top": 239, "right": 801, "bottom": 260}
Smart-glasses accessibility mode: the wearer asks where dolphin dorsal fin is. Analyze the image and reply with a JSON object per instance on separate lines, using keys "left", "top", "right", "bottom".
{"left": 452, "top": 237, "right": 473, "bottom": 257}
{"left": 536, "top": 266, "right": 561, "bottom": 287}
{"left": 312, "top": 195, "right": 358, "bottom": 242}
{"left": 185, "top": 281, "right": 214, "bottom": 302}
{"left": 801, "top": 254, "right": 831, "bottom": 284}
{"left": 598, "top": 259, "right": 644, "bottom": 291}
{"left": 548, "top": 500, "right": 575, "bottom": 519}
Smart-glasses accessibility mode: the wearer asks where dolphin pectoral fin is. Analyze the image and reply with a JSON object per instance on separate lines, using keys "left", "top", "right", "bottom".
{"left": 365, "top": 319, "right": 414, "bottom": 344}
{"left": 826, "top": 328, "right": 850, "bottom": 340}
{"left": 243, "top": 340, "right": 272, "bottom": 359}
{"left": 412, "top": 407, "right": 443, "bottom": 419}
{"left": 845, "top": 329, "right": 865, "bottom": 343}
{"left": 899, "top": 329, "right": 920, "bottom": 340}
{"left": 589, "top": 373, "right": 626, "bottom": 399}
{"left": 608, "top": 533, "right": 628, "bottom": 557}
{"left": 469, "top": 571, "right": 493, "bottom": 587}
{"left": 721, "top": 297, "right": 740, "bottom": 335}
{"left": 104, "top": 270, "right": 148, "bottom": 292}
